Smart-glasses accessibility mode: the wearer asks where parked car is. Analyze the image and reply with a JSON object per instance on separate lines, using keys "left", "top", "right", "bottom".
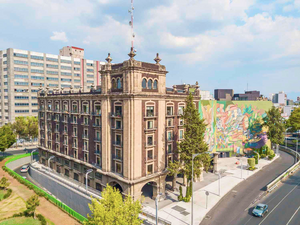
{"left": 20, "top": 165, "right": 29, "bottom": 173}
{"left": 252, "top": 204, "right": 268, "bottom": 217}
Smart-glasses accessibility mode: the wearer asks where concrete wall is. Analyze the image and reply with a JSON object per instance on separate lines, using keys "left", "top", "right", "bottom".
{"left": 6, "top": 155, "right": 38, "bottom": 171}
{"left": 28, "top": 166, "right": 92, "bottom": 217}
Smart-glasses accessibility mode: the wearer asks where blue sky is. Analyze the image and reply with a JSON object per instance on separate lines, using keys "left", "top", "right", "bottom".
{"left": 1, "top": 0, "right": 300, "bottom": 100}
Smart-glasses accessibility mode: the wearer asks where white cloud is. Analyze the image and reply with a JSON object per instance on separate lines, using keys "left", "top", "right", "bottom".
{"left": 50, "top": 31, "right": 68, "bottom": 42}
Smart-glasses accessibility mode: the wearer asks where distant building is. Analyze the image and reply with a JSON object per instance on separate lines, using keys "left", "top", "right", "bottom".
{"left": 214, "top": 89, "right": 234, "bottom": 101}
{"left": 282, "top": 105, "right": 298, "bottom": 119}
{"left": 270, "top": 91, "right": 287, "bottom": 106}
{"left": 200, "top": 90, "right": 214, "bottom": 100}
{"left": 233, "top": 91, "right": 260, "bottom": 101}
{"left": 287, "top": 99, "right": 294, "bottom": 106}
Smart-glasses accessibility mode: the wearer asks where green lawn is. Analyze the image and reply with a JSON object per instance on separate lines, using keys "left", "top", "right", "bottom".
{"left": 0, "top": 189, "right": 6, "bottom": 201}
{"left": 0, "top": 217, "right": 41, "bottom": 225}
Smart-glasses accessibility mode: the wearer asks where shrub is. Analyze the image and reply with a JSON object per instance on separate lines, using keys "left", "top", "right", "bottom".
{"left": 261, "top": 154, "right": 266, "bottom": 158}
{"left": 12, "top": 212, "right": 24, "bottom": 218}
{"left": 269, "top": 154, "right": 275, "bottom": 160}
{"left": 37, "top": 214, "right": 47, "bottom": 225}
{"left": 248, "top": 167, "right": 257, "bottom": 171}
{"left": 254, "top": 155, "right": 258, "bottom": 164}
{"left": 248, "top": 158, "right": 255, "bottom": 168}
{"left": 178, "top": 186, "right": 183, "bottom": 201}
{"left": 269, "top": 150, "right": 275, "bottom": 156}
{"left": 3, "top": 188, "right": 12, "bottom": 199}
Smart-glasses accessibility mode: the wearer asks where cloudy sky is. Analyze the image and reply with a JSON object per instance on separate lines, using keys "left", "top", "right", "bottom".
{"left": 1, "top": 0, "right": 300, "bottom": 100}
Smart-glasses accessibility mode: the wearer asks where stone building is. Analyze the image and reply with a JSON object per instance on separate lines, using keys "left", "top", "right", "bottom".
{"left": 37, "top": 49, "right": 200, "bottom": 200}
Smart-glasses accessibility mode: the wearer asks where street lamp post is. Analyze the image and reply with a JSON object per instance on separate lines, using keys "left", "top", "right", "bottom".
{"left": 48, "top": 156, "right": 55, "bottom": 170}
{"left": 31, "top": 149, "right": 36, "bottom": 162}
{"left": 155, "top": 192, "right": 162, "bottom": 225}
{"left": 85, "top": 169, "right": 93, "bottom": 190}
{"left": 191, "top": 153, "right": 204, "bottom": 225}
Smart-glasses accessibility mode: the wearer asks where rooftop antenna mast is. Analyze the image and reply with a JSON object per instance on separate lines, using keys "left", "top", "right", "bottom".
{"left": 128, "top": 0, "right": 135, "bottom": 49}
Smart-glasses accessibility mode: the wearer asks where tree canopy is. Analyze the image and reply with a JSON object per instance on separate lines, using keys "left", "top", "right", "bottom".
{"left": 11, "top": 116, "right": 38, "bottom": 140}
{"left": 286, "top": 107, "right": 300, "bottom": 132}
{"left": 85, "top": 185, "right": 143, "bottom": 225}
{"left": 0, "top": 125, "right": 16, "bottom": 154}
{"left": 263, "top": 106, "right": 285, "bottom": 145}
{"left": 25, "top": 195, "right": 40, "bottom": 218}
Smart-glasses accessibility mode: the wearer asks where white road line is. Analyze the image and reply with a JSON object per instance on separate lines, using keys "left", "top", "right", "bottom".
{"left": 286, "top": 206, "right": 300, "bottom": 225}
{"left": 258, "top": 180, "right": 300, "bottom": 225}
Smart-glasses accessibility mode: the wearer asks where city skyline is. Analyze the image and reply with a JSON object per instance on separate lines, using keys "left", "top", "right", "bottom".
{"left": 0, "top": 0, "right": 300, "bottom": 101}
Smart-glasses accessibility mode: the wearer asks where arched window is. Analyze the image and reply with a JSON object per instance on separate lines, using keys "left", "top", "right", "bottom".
{"left": 142, "top": 78, "right": 147, "bottom": 89}
{"left": 153, "top": 80, "right": 158, "bottom": 89}
{"left": 112, "top": 79, "right": 117, "bottom": 89}
{"left": 117, "top": 78, "right": 122, "bottom": 89}
{"left": 147, "top": 79, "right": 153, "bottom": 89}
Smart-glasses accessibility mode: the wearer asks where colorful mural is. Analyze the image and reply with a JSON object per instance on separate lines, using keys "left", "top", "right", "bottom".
{"left": 199, "top": 100, "right": 273, "bottom": 154}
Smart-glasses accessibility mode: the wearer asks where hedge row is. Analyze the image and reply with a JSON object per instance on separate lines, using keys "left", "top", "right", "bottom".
{"left": 3, "top": 153, "right": 87, "bottom": 223}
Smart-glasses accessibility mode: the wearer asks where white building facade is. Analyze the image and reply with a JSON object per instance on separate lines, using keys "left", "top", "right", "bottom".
{"left": 0, "top": 47, "right": 104, "bottom": 125}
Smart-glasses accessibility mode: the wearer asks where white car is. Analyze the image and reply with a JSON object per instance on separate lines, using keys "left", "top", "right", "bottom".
{"left": 20, "top": 165, "right": 29, "bottom": 173}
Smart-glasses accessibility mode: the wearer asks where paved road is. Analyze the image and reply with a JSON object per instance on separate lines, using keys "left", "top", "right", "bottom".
{"left": 200, "top": 150, "right": 294, "bottom": 225}
{"left": 238, "top": 169, "right": 300, "bottom": 225}
{"left": 3, "top": 148, "right": 36, "bottom": 157}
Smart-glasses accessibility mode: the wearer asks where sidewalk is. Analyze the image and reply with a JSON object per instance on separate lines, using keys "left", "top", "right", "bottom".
{"left": 143, "top": 155, "right": 279, "bottom": 225}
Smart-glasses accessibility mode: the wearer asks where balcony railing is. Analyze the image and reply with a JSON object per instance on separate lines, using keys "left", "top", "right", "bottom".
{"left": 94, "top": 150, "right": 101, "bottom": 155}
{"left": 81, "top": 121, "right": 89, "bottom": 126}
{"left": 145, "top": 155, "right": 157, "bottom": 161}
{"left": 94, "top": 138, "right": 101, "bottom": 142}
{"left": 112, "top": 154, "right": 122, "bottom": 161}
{"left": 81, "top": 111, "right": 90, "bottom": 115}
{"left": 91, "top": 111, "right": 101, "bottom": 116}
{"left": 71, "top": 120, "right": 77, "bottom": 124}
{"left": 145, "top": 141, "right": 156, "bottom": 147}
{"left": 111, "top": 112, "right": 122, "bottom": 118}
{"left": 93, "top": 124, "right": 101, "bottom": 128}
{"left": 82, "top": 134, "right": 89, "bottom": 139}
{"left": 113, "top": 141, "right": 122, "bottom": 147}
{"left": 71, "top": 110, "right": 79, "bottom": 114}
{"left": 72, "top": 133, "right": 77, "bottom": 137}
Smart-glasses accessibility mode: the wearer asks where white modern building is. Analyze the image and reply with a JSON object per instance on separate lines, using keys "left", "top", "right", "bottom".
{"left": 270, "top": 91, "right": 287, "bottom": 106}
{"left": 200, "top": 90, "right": 214, "bottom": 100}
{"left": 0, "top": 46, "right": 105, "bottom": 125}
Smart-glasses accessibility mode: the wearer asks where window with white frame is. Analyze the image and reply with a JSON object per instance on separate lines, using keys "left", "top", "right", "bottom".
{"left": 167, "top": 144, "right": 172, "bottom": 153}
{"left": 167, "top": 131, "right": 172, "bottom": 141}
{"left": 179, "top": 130, "right": 184, "bottom": 140}
{"left": 147, "top": 150, "right": 153, "bottom": 160}
{"left": 147, "top": 164, "right": 153, "bottom": 175}
{"left": 147, "top": 120, "right": 153, "bottom": 129}
{"left": 178, "top": 106, "right": 184, "bottom": 115}
{"left": 82, "top": 103, "right": 89, "bottom": 113}
{"left": 167, "top": 106, "right": 173, "bottom": 115}
{"left": 147, "top": 135, "right": 153, "bottom": 146}
{"left": 146, "top": 106, "right": 154, "bottom": 117}
{"left": 116, "top": 162, "right": 122, "bottom": 174}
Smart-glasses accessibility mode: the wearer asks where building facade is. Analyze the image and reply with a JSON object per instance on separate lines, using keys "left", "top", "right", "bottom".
{"left": 214, "top": 89, "right": 234, "bottom": 101}
{"left": 232, "top": 91, "right": 260, "bottom": 101}
{"left": 37, "top": 50, "right": 200, "bottom": 200}
{"left": 0, "top": 47, "right": 104, "bottom": 125}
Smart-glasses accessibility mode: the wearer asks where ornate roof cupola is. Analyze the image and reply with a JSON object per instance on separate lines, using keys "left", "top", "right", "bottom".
{"left": 128, "top": 47, "right": 136, "bottom": 60}
{"left": 106, "top": 53, "right": 113, "bottom": 64}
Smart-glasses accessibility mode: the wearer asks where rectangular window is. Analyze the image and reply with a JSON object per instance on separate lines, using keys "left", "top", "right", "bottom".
{"left": 86, "top": 63, "right": 93, "bottom": 66}
{"left": 61, "top": 72, "right": 72, "bottom": 76}
{"left": 14, "top": 75, "right": 28, "bottom": 79}
{"left": 15, "top": 82, "right": 29, "bottom": 86}
{"left": 168, "top": 131, "right": 172, "bottom": 141}
{"left": 147, "top": 121, "right": 153, "bottom": 129}
{"left": 31, "top": 55, "right": 44, "bottom": 60}
{"left": 61, "top": 66, "right": 72, "bottom": 70}
{"left": 147, "top": 136, "right": 153, "bottom": 146}
{"left": 31, "top": 62, "right": 44, "bottom": 67}
{"left": 73, "top": 173, "right": 79, "bottom": 181}
{"left": 31, "top": 76, "right": 44, "bottom": 80}
{"left": 46, "top": 57, "right": 58, "bottom": 62}
{"left": 147, "top": 150, "right": 153, "bottom": 160}
{"left": 14, "top": 67, "right": 28, "bottom": 72}
{"left": 178, "top": 106, "right": 184, "bottom": 115}
{"left": 74, "top": 61, "right": 80, "bottom": 65}
{"left": 87, "top": 75, "right": 94, "bottom": 78}
{"left": 167, "top": 106, "right": 173, "bottom": 115}
{"left": 31, "top": 69, "right": 44, "bottom": 73}
{"left": 116, "top": 134, "right": 121, "bottom": 145}
{"left": 87, "top": 80, "right": 94, "bottom": 83}
{"left": 61, "top": 78, "right": 72, "bottom": 82}
{"left": 14, "top": 53, "right": 28, "bottom": 58}
{"left": 167, "top": 118, "right": 172, "bottom": 127}
{"left": 147, "top": 164, "right": 153, "bottom": 175}
{"left": 116, "top": 162, "right": 122, "bottom": 174}
{"left": 168, "top": 144, "right": 172, "bottom": 153}
{"left": 87, "top": 69, "right": 94, "bottom": 72}
{"left": 116, "top": 148, "right": 122, "bottom": 160}
{"left": 47, "top": 70, "right": 58, "bottom": 75}
{"left": 116, "top": 120, "right": 122, "bottom": 129}
{"left": 64, "top": 169, "right": 69, "bottom": 177}
{"left": 31, "top": 83, "right": 44, "bottom": 86}
{"left": 47, "top": 77, "right": 58, "bottom": 81}
{"left": 146, "top": 106, "right": 154, "bottom": 117}
{"left": 15, "top": 96, "right": 29, "bottom": 99}
{"left": 14, "top": 60, "right": 28, "bottom": 65}
{"left": 46, "top": 64, "right": 58, "bottom": 69}
{"left": 61, "top": 59, "right": 71, "bottom": 64}
{"left": 115, "top": 106, "right": 122, "bottom": 116}
{"left": 179, "top": 130, "right": 184, "bottom": 140}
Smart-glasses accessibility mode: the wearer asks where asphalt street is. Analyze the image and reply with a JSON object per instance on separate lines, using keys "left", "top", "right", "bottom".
{"left": 3, "top": 148, "right": 36, "bottom": 157}
{"left": 238, "top": 169, "right": 300, "bottom": 225}
{"left": 200, "top": 150, "right": 294, "bottom": 225}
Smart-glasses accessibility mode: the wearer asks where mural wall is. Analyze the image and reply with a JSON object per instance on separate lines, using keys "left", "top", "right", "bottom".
{"left": 199, "top": 100, "right": 273, "bottom": 154}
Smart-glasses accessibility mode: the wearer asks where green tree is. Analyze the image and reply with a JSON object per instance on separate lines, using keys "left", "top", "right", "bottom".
{"left": 173, "top": 94, "right": 210, "bottom": 202}
{"left": 287, "top": 108, "right": 300, "bottom": 132}
{"left": 0, "top": 125, "right": 16, "bottom": 156}
{"left": 26, "top": 116, "right": 38, "bottom": 139}
{"left": 85, "top": 185, "right": 143, "bottom": 225}
{"left": 11, "top": 117, "right": 28, "bottom": 139}
{"left": 263, "top": 106, "right": 285, "bottom": 147}
{"left": 167, "top": 160, "right": 180, "bottom": 190}
{"left": 0, "top": 177, "right": 10, "bottom": 189}
{"left": 25, "top": 195, "right": 40, "bottom": 218}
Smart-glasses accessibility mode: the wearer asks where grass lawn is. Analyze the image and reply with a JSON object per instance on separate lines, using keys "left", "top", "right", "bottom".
{"left": 0, "top": 189, "right": 6, "bottom": 200}
{"left": 0, "top": 217, "right": 41, "bottom": 225}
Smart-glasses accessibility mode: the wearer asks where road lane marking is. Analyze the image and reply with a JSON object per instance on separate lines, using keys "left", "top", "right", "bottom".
{"left": 286, "top": 206, "right": 300, "bottom": 225}
{"left": 258, "top": 180, "right": 300, "bottom": 225}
